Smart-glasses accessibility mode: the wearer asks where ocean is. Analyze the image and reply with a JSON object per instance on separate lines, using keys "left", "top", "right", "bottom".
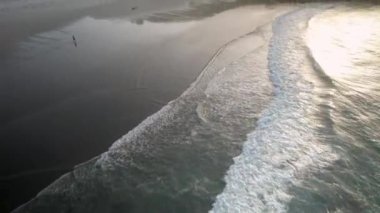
{"left": 2, "top": 1, "right": 380, "bottom": 212}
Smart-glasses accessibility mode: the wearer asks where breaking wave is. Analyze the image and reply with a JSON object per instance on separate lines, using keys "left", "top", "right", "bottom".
{"left": 211, "top": 6, "right": 339, "bottom": 212}
{"left": 213, "top": 4, "right": 380, "bottom": 213}
{"left": 12, "top": 3, "right": 380, "bottom": 213}
{"left": 12, "top": 6, "right": 288, "bottom": 212}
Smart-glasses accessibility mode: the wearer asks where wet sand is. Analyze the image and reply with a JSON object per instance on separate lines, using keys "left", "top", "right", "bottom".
{"left": 0, "top": 0, "right": 288, "bottom": 210}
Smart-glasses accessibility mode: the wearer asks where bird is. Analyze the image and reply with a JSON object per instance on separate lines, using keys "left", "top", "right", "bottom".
{"left": 72, "top": 35, "right": 77, "bottom": 47}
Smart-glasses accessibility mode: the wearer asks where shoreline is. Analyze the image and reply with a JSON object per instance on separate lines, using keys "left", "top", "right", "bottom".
{"left": 1, "top": 2, "right": 292, "bottom": 210}
{"left": 12, "top": 5, "right": 293, "bottom": 211}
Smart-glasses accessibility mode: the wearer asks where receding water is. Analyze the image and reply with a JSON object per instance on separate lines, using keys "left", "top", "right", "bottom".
{"left": 214, "top": 4, "right": 380, "bottom": 212}
{"left": 287, "top": 6, "right": 380, "bottom": 212}
{"left": 3, "top": 2, "right": 380, "bottom": 213}
{"left": 0, "top": 0, "right": 287, "bottom": 210}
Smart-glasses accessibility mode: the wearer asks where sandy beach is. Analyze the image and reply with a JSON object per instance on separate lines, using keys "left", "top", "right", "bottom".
{"left": 5, "top": 1, "right": 379, "bottom": 212}
{"left": 0, "top": 0, "right": 290, "bottom": 209}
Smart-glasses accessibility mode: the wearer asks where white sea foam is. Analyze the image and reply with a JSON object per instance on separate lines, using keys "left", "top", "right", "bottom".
{"left": 12, "top": 5, "right": 304, "bottom": 213}
{"left": 97, "top": 6, "right": 293, "bottom": 169}
{"left": 211, "top": 6, "right": 339, "bottom": 213}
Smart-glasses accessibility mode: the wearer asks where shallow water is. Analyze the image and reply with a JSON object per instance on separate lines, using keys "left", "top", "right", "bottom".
{"left": 213, "top": 4, "right": 380, "bottom": 213}
{"left": 289, "top": 6, "right": 380, "bottom": 212}
{"left": 9, "top": 4, "right": 293, "bottom": 212}
{"left": 0, "top": 0, "right": 288, "bottom": 210}
{"left": 4, "top": 2, "right": 380, "bottom": 213}
{"left": 11, "top": 16, "right": 278, "bottom": 213}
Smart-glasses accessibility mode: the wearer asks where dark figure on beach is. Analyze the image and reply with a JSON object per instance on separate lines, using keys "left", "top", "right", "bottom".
{"left": 131, "top": 6, "right": 138, "bottom": 10}
{"left": 72, "top": 35, "right": 77, "bottom": 47}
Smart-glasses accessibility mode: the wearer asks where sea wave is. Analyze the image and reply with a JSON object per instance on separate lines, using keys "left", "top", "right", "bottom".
{"left": 12, "top": 6, "right": 289, "bottom": 212}
{"left": 210, "top": 5, "right": 340, "bottom": 213}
